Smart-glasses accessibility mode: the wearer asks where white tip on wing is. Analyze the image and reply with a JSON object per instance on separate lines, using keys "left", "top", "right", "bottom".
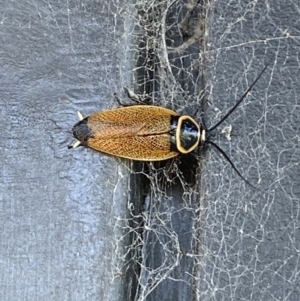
{"left": 71, "top": 140, "right": 81, "bottom": 149}
{"left": 77, "top": 111, "right": 84, "bottom": 121}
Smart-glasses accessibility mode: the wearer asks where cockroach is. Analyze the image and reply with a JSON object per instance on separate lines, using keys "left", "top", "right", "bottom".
{"left": 69, "top": 65, "right": 268, "bottom": 188}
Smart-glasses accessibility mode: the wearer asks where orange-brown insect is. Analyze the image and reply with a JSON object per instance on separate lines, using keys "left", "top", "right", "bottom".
{"left": 69, "top": 66, "right": 268, "bottom": 188}
{"left": 68, "top": 105, "right": 204, "bottom": 161}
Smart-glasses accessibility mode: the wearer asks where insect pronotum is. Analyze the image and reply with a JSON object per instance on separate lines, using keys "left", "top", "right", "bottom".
{"left": 69, "top": 65, "right": 268, "bottom": 189}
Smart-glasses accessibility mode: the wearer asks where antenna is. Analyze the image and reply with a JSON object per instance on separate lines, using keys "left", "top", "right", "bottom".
{"left": 207, "top": 141, "right": 260, "bottom": 191}
{"left": 206, "top": 65, "right": 269, "bottom": 190}
{"left": 208, "top": 65, "right": 268, "bottom": 132}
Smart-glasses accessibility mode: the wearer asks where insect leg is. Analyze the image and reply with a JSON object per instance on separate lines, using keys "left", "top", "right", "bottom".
{"left": 114, "top": 87, "right": 151, "bottom": 106}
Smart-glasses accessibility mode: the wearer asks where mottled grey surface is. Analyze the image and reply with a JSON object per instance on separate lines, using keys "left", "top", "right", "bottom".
{"left": 1, "top": 0, "right": 300, "bottom": 301}
{"left": 0, "top": 1, "right": 135, "bottom": 300}
{"left": 200, "top": 1, "right": 300, "bottom": 300}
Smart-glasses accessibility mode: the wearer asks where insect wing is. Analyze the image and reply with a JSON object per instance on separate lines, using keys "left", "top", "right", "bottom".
{"left": 86, "top": 105, "right": 179, "bottom": 161}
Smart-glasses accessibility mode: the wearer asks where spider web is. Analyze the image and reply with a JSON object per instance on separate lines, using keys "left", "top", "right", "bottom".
{"left": 112, "top": 1, "right": 300, "bottom": 300}
{"left": 1, "top": 0, "right": 300, "bottom": 301}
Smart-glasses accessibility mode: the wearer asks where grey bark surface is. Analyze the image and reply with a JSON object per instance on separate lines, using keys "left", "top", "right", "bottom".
{"left": 1, "top": 1, "right": 300, "bottom": 301}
